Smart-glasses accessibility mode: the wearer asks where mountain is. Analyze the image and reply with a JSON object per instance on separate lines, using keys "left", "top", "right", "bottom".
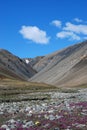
{"left": 30, "top": 40, "right": 87, "bottom": 87}
{"left": 23, "top": 56, "right": 44, "bottom": 72}
{"left": 0, "top": 41, "right": 87, "bottom": 87}
{"left": 0, "top": 49, "right": 36, "bottom": 80}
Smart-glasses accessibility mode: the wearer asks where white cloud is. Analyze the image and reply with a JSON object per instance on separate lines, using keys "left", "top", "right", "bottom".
{"left": 51, "top": 20, "right": 62, "bottom": 28}
{"left": 56, "top": 31, "right": 81, "bottom": 41}
{"left": 63, "top": 22, "right": 87, "bottom": 35}
{"left": 55, "top": 19, "right": 87, "bottom": 41}
{"left": 19, "top": 25, "right": 50, "bottom": 44}
{"left": 74, "top": 18, "right": 83, "bottom": 23}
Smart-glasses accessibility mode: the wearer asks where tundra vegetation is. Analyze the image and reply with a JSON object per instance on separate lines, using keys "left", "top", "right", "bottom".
{"left": 0, "top": 78, "right": 87, "bottom": 130}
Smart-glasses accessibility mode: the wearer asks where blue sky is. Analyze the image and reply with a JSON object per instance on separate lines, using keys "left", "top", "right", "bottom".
{"left": 0, "top": 0, "right": 87, "bottom": 58}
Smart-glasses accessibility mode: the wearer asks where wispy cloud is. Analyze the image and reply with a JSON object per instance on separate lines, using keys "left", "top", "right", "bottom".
{"left": 63, "top": 22, "right": 87, "bottom": 35}
{"left": 74, "top": 18, "right": 83, "bottom": 23}
{"left": 51, "top": 20, "right": 62, "bottom": 28}
{"left": 19, "top": 25, "right": 50, "bottom": 44}
{"left": 19, "top": 18, "right": 87, "bottom": 44}
{"left": 57, "top": 31, "right": 80, "bottom": 41}
{"left": 56, "top": 19, "right": 87, "bottom": 41}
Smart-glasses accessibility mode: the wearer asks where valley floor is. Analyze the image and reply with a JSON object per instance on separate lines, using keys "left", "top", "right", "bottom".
{"left": 0, "top": 83, "right": 87, "bottom": 130}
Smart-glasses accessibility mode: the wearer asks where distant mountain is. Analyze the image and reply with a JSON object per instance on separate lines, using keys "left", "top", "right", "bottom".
{"left": 23, "top": 56, "right": 44, "bottom": 72}
{"left": 30, "top": 40, "right": 87, "bottom": 87}
{"left": 0, "top": 49, "right": 36, "bottom": 80}
{"left": 1, "top": 40, "right": 87, "bottom": 87}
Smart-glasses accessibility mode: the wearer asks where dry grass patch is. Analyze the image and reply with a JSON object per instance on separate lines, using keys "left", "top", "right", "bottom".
{"left": 0, "top": 78, "right": 57, "bottom": 102}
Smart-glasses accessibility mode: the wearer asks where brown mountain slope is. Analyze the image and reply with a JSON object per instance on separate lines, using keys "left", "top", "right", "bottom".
{"left": 0, "top": 49, "right": 36, "bottom": 80}
{"left": 54, "top": 55, "right": 87, "bottom": 87}
{"left": 30, "top": 41, "right": 87, "bottom": 87}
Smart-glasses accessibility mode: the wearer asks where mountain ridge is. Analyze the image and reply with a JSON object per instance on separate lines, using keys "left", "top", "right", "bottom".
{"left": 30, "top": 40, "right": 87, "bottom": 87}
{"left": 0, "top": 49, "right": 36, "bottom": 80}
{"left": 0, "top": 40, "right": 87, "bottom": 88}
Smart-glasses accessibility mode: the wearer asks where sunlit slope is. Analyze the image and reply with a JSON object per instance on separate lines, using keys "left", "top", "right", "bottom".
{"left": 30, "top": 41, "right": 87, "bottom": 87}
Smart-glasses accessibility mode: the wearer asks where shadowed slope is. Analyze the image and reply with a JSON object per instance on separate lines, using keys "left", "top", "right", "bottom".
{"left": 0, "top": 49, "right": 36, "bottom": 80}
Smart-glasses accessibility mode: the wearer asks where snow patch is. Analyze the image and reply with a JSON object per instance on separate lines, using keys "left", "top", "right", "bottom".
{"left": 25, "top": 59, "right": 29, "bottom": 64}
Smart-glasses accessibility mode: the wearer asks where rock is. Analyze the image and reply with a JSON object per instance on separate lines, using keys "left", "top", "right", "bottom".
{"left": 76, "top": 124, "right": 86, "bottom": 128}
{"left": 0, "top": 111, "right": 3, "bottom": 115}
{"left": 1, "top": 124, "right": 10, "bottom": 130}
{"left": 26, "top": 113, "right": 32, "bottom": 117}
{"left": 56, "top": 115, "right": 62, "bottom": 119}
{"left": 25, "top": 121, "right": 34, "bottom": 127}
{"left": 49, "top": 114, "right": 55, "bottom": 120}
{"left": 7, "top": 119, "right": 16, "bottom": 124}
{"left": 54, "top": 127, "right": 60, "bottom": 130}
